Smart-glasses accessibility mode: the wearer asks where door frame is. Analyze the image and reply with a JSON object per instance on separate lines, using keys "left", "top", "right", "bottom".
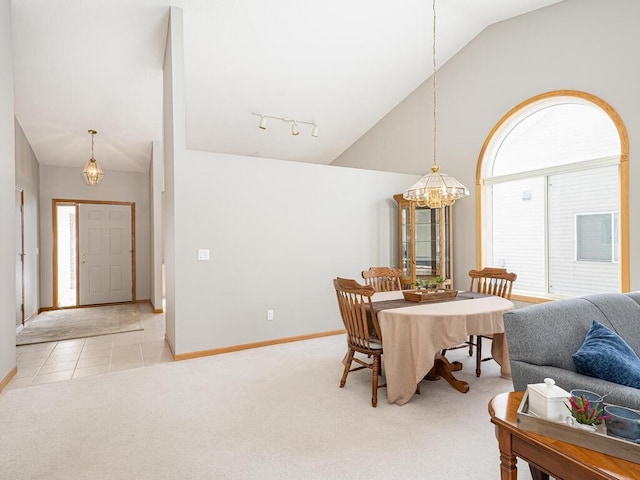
{"left": 52, "top": 199, "right": 136, "bottom": 309}
{"left": 16, "top": 187, "right": 25, "bottom": 326}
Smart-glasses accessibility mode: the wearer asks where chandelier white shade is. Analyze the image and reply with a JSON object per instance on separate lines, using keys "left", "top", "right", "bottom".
{"left": 403, "top": 0, "right": 468, "bottom": 209}
{"left": 403, "top": 165, "right": 469, "bottom": 208}
{"left": 81, "top": 129, "right": 104, "bottom": 186}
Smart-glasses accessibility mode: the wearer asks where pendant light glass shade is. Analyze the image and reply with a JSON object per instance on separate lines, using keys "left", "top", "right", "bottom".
{"left": 82, "top": 129, "right": 104, "bottom": 186}
{"left": 402, "top": 0, "right": 468, "bottom": 209}
{"left": 403, "top": 165, "right": 469, "bottom": 208}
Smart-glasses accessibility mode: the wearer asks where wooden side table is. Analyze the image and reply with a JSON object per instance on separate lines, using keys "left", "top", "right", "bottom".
{"left": 489, "top": 391, "right": 640, "bottom": 480}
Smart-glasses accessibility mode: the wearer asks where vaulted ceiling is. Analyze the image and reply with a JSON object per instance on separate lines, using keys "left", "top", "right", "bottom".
{"left": 11, "top": 0, "right": 563, "bottom": 173}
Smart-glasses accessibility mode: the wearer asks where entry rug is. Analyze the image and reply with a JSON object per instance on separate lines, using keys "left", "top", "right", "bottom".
{"left": 16, "top": 304, "right": 143, "bottom": 345}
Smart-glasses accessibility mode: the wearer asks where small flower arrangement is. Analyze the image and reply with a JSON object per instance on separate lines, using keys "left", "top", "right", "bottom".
{"left": 566, "top": 394, "right": 608, "bottom": 425}
{"left": 415, "top": 276, "right": 444, "bottom": 290}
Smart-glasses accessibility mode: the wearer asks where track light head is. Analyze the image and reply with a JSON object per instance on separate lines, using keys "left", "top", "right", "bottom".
{"left": 291, "top": 122, "right": 300, "bottom": 136}
{"left": 311, "top": 124, "right": 319, "bottom": 138}
{"left": 259, "top": 115, "right": 267, "bottom": 130}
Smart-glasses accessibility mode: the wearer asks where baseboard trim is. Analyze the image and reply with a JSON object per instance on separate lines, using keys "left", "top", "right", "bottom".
{"left": 0, "top": 366, "right": 17, "bottom": 393}
{"left": 149, "top": 299, "right": 164, "bottom": 313}
{"left": 137, "top": 298, "right": 163, "bottom": 312}
{"left": 174, "top": 329, "right": 346, "bottom": 361}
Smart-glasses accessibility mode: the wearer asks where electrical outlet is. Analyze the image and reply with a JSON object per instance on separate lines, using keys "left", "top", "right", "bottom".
{"left": 266, "top": 309, "right": 274, "bottom": 321}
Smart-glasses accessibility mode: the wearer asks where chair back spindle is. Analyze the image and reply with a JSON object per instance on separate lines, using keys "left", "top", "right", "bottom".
{"left": 469, "top": 267, "right": 517, "bottom": 300}
{"left": 361, "top": 267, "right": 402, "bottom": 292}
{"left": 334, "top": 278, "right": 381, "bottom": 350}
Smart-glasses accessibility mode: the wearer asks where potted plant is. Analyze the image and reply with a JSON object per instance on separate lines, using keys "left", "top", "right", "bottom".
{"left": 566, "top": 394, "right": 608, "bottom": 430}
{"left": 415, "top": 276, "right": 444, "bottom": 291}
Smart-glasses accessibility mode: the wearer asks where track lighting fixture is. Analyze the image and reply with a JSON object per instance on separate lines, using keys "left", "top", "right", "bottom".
{"left": 251, "top": 113, "right": 319, "bottom": 138}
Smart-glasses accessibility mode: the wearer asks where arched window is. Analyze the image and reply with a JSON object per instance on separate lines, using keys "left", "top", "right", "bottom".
{"left": 477, "top": 91, "right": 629, "bottom": 300}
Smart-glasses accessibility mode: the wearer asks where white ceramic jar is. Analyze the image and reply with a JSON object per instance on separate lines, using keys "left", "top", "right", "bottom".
{"left": 527, "top": 378, "right": 571, "bottom": 422}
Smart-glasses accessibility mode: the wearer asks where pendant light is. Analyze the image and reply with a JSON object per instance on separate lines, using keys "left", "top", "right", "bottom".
{"left": 81, "top": 129, "right": 104, "bottom": 186}
{"left": 403, "top": 0, "right": 468, "bottom": 208}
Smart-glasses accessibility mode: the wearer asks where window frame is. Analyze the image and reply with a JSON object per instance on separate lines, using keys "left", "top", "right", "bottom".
{"left": 476, "top": 90, "right": 629, "bottom": 303}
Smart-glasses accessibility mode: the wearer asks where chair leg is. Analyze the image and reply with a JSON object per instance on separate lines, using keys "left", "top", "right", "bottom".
{"left": 340, "top": 349, "right": 355, "bottom": 388}
{"left": 468, "top": 335, "right": 474, "bottom": 356}
{"left": 372, "top": 355, "right": 379, "bottom": 407}
{"left": 476, "top": 337, "right": 482, "bottom": 377}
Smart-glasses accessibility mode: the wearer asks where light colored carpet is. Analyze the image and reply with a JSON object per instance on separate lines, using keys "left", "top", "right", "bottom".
{"left": 16, "top": 304, "right": 143, "bottom": 345}
{"left": 0, "top": 335, "right": 533, "bottom": 480}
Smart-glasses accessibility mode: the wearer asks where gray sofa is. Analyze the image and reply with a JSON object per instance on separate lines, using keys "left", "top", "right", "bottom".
{"left": 503, "top": 292, "right": 640, "bottom": 410}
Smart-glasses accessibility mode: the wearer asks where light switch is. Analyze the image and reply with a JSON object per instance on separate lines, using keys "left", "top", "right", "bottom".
{"left": 197, "top": 249, "right": 210, "bottom": 261}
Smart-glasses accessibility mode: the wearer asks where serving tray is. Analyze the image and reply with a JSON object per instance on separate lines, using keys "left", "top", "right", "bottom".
{"left": 402, "top": 289, "right": 458, "bottom": 303}
{"left": 517, "top": 389, "right": 640, "bottom": 463}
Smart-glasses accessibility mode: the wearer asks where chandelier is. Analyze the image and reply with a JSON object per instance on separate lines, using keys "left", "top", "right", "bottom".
{"left": 403, "top": 0, "right": 468, "bottom": 209}
{"left": 81, "top": 129, "right": 104, "bottom": 186}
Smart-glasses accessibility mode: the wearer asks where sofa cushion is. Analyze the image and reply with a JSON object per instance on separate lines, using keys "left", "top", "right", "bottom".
{"left": 572, "top": 320, "right": 640, "bottom": 389}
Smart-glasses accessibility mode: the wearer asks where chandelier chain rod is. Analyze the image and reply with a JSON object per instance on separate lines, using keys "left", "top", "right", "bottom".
{"left": 431, "top": 0, "right": 438, "bottom": 171}
{"left": 432, "top": 0, "right": 437, "bottom": 169}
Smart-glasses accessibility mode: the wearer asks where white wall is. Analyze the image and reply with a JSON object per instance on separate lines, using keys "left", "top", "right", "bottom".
{"left": 171, "top": 150, "right": 415, "bottom": 354}
{"left": 39, "top": 165, "right": 151, "bottom": 308}
{"left": 333, "top": 0, "right": 640, "bottom": 292}
{"left": 163, "top": 7, "right": 418, "bottom": 355}
{"left": 0, "top": 0, "right": 16, "bottom": 383}
{"left": 15, "top": 119, "right": 40, "bottom": 321}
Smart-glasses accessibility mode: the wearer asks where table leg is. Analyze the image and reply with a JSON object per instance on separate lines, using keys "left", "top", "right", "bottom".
{"left": 496, "top": 428, "right": 518, "bottom": 480}
{"left": 425, "top": 353, "right": 469, "bottom": 393}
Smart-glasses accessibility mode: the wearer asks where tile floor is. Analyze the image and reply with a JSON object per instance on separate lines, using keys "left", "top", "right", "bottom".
{"left": 6, "top": 303, "right": 172, "bottom": 391}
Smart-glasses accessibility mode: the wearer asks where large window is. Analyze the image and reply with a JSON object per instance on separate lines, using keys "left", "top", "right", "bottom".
{"left": 479, "top": 91, "right": 629, "bottom": 299}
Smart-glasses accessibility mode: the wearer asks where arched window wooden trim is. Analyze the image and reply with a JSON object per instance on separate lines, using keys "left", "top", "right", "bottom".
{"left": 475, "top": 90, "right": 629, "bottom": 302}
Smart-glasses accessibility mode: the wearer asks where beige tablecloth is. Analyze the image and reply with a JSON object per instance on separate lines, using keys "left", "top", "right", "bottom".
{"left": 372, "top": 291, "right": 514, "bottom": 405}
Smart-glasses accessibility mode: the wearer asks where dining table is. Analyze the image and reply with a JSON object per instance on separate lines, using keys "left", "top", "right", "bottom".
{"left": 371, "top": 290, "right": 514, "bottom": 405}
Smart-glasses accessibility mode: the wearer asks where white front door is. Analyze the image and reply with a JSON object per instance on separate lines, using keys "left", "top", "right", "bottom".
{"left": 78, "top": 203, "right": 133, "bottom": 305}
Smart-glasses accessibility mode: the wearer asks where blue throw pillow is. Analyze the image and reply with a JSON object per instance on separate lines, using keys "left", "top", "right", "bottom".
{"left": 572, "top": 320, "right": 640, "bottom": 389}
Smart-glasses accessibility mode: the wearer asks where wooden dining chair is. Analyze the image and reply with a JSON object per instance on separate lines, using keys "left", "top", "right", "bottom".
{"left": 333, "top": 277, "right": 385, "bottom": 407}
{"left": 468, "top": 267, "right": 517, "bottom": 377}
{"left": 361, "top": 266, "right": 402, "bottom": 292}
